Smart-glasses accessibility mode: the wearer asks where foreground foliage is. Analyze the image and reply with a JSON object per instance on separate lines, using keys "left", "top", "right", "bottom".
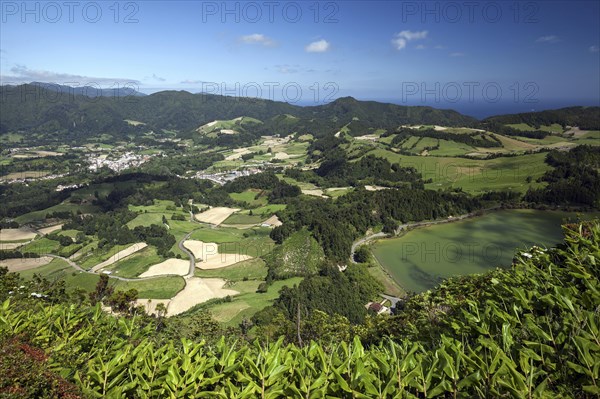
{"left": 0, "top": 220, "right": 599, "bottom": 398}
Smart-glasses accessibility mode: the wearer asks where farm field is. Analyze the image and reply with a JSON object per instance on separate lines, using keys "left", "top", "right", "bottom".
{"left": 195, "top": 207, "right": 240, "bottom": 225}
{"left": 206, "top": 277, "right": 304, "bottom": 326}
{"left": 103, "top": 246, "right": 164, "bottom": 278}
{"left": 137, "top": 277, "right": 237, "bottom": 316}
{"left": 365, "top": 149, "right": 551, "bottom": 194}
{"left": 138, "top": 258, "right": 189, "bottom": 277}
{"left": 371, "top": 209, "right": 598, "bottom": 293}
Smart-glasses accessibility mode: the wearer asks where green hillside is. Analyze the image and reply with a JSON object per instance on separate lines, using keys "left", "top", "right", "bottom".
{"left": 264, "top": 227, "right": 325, "bottom": 279}
{"left": 1, "top": 220, "right": 598, "bottom": 398}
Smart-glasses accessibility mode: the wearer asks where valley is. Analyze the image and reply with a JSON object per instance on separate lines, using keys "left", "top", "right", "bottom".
{"left": 1, "top": 91, "right": 599, "bottom": 327}
{"left": 0, "top": 87, "right": 598, "bottom": 399}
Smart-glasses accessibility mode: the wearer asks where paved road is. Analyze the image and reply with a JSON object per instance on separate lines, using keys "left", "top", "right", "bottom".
{"left": 350, "top": 232, "right": 387, "bottom": 263}
{"left": 46, "top": 226, "right": 202, "bottom": 282}
{"left": 46, "top": 254, "right": 169, "bottom": 282}
{"left": 178, "top": 230, "right": 200, "bottom": 278}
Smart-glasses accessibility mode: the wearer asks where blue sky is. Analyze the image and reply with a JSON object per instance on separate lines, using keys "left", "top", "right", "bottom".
{"left": 1, "top": 1, "right": 598, "bottom": 116}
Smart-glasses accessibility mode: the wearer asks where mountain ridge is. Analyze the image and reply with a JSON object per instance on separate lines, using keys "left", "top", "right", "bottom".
{"left": 1, "top": 84, "right": 597, "bottom": 142}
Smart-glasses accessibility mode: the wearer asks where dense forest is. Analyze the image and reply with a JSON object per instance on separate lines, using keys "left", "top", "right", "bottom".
{"left": 1, "top": 220, "right": 598, "bottom": 398}
{"left": 271, "top": 187, "right": 480, "bottom": 262}
{"left": 525, "top": 145, "right": 600, "bottom": 207}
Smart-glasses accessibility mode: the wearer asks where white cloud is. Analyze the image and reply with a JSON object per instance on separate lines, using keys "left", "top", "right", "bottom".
{"left": 147, "top": 73, "right": 165, "bottom": 82}
{"left": 180, "top": 79, "right": 203, "bottom": 84}
{"left": 449, "top": 52, "right": 465, "bottom": 57}
{"left": 415, "top": 44, "right": 426, "bottom": 50}
{"left": 536, "top": 35, "right": 560, "bottom": 43}
{"left": 589, "top": 45, "right": 600, "bottom": 53}
{"left": 0, "top": 65, "right": 140, "bottom": 86}
{"left": 276, "top": 64, "right": 299, "bottom": 74}
{"left": 305, "top": 39, "right": 330, "bottom": 53}
{"left": 392, "top": 30, "right": 428, "bottom": 50}
{"left": 240, "top": 33, "right": 275, "bottom": 47}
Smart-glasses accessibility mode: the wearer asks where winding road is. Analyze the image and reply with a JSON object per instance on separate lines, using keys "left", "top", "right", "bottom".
{"left": 46, "top": 229, "right": 201, "bottom": 282}
{"left": 178, "top": 229, "right": 200, "bottom": 278}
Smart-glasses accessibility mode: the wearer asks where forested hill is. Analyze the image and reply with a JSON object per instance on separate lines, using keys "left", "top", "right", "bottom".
{"left": 0, "top": 84, "right": 475, "bottom": 137}
{"left": 482, "top": 106, "right": 600, "bottom": 130}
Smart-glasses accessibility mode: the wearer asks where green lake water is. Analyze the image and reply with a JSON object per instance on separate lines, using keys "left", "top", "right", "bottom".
{"left": 371, "top": 209, "right": 596, "bottom": 293}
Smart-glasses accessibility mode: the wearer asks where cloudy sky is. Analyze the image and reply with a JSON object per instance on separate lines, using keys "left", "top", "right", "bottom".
{"left": 1, "top": 1, "right": 598, "bottom": 115}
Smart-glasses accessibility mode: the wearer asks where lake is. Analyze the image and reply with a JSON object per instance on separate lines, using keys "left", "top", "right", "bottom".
{"left": 371, "top": 209, "right": 595, "bottom": 293}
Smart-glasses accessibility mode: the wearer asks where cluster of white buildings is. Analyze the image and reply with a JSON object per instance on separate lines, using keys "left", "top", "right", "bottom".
{"left": 194, "top": 167, "right": 262, "bottom": 185}
{"left": 87, "top": 152, "right": 150, "bottom": 172}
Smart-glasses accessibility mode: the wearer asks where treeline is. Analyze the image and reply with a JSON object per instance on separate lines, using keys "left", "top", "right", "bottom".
{"left": 272, "top": 188, "right": 480, "bottom": 262}
{"left": 138, "top": 151, "right": 225, "bottom": 176}
{"left": 391, "top": 127, "right": 502, "bottom": 148}
{"left": 224, "top": 171, "right": 301, "bottom": 203}
{"left": 63, "top": 210, "right": 176, "bottom": 256}
{"left": 94, "top": 172, "right": 236, "bottom": 209}
{"left": 525, "top": 145, "right": 600, "bottom": 207}
{"left": 0, "top": 180, "right": 73, "bottom": 218}
{"left": 483, "top": 106, "right": 600, "bottom": 130}
{"left": 316, "top": 153, "right": 424, "bottom": 188}
{"left": 286, "top": 153, "right": 424, "bottom": 189}
{"left": 481, "top": 122, "right": 549, "bottom": 139}
{"left": 254, "top": 264, "right": 383, "bottom": 329}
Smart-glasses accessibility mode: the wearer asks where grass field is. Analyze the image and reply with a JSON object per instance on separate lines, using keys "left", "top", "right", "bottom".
{"left": 222, "top": 212, "right": 264, "bottom": 225}
{"left": 371, "top": 209, "right": 596, "bottom": 293}
{"left": 218, "top": 230, "right": 275, "bottom": 258}
{"left": 517, "top": 135, "right": 570, "bottom": 145}
{"left": 103, "top": 246, "right": 164, "bottom": 278}
{"left": 79, "top": 243, "right": 136, "bottom": 270}
{"left": 194, "top": 257, "right": 268, "bottom": 281}
{"left": 229, "top": 190, "right": 267, "bottom": 207}
{"left": 16, "top": 255, "right": 186, "bottom": 299}
{"left": 367, "top": 263, "right": 405, "bottom": 298}
{"left": 15, "top": 203, "right": 99, "bottom": 224}
{"left": 18, "top": 258, "right": 101, "bottom": 293}
{"left": 113, "top": 276, "right": 186, "bottom": 299}
{"left": 506, "top": 123, "right": 564, "bottom": 133}
{"left": 365, "top": 149, "right": 550, "bottom": 194}
{"left": 190, "top": 226, "right": 246, "bottom": 243}
{"left": 206, "top": 277, "right": 303, "bottom": 326}
{"left": 250, "top": 204, "right": 287, "bottom": 215}
{"left": 428, "top": 139, "right": 474, "bottom": 156}
{"left": 19, "top": 237, "right": 60, "bottom": 255}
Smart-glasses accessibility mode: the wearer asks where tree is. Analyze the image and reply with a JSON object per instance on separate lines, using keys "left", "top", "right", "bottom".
{"left": 58, "top": 235, "right": 73, "bottom": 247}
{"left": 89, "top": 275, "right": 113, "bottom": 305}
{"left": 75, "top": 232, "right": 86, "bottom": 244}
{"left": 354, "top": 246, "right": 371, "bottom": 263}
{"left": 107, "top": 289, "right": 139, "bottom": 314}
